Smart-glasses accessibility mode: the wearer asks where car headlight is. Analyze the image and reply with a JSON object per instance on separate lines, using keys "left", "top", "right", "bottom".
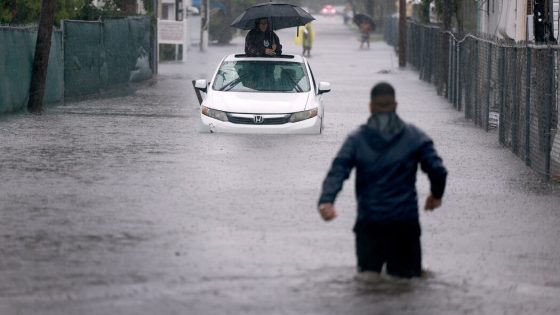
{"left": 201, "top": 106, "right": 228, "bottom": 122}
{"left": 289, "top": 108, "right": 318, "bottom": 123}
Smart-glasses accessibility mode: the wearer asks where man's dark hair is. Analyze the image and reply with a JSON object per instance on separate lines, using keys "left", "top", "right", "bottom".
{"left": 369, "top": 82, "right": 396, "bottom": 112}
{"left": 370, "top": 82, "right": 395, "bottom": 100}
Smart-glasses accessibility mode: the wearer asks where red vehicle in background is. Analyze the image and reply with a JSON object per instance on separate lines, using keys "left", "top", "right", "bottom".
{"left": 320, "top": 4, "right": 337, "bottom": 16}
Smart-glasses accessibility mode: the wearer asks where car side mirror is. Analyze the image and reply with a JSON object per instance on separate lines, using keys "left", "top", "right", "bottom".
{"left": 194, "top": 79, "right": 208, "bottom": 93}
{"left": 318, "top": 82, "right": 331, "bottom": 95}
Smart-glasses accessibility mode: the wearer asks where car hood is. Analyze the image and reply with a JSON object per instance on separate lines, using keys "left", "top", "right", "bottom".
{"left": 208, "top": 91, "right": 311, "bottom": 114}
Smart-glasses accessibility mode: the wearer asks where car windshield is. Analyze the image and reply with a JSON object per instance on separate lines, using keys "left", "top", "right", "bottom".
{"left": 212, "top": 60, "right": 311, "bottom": 93}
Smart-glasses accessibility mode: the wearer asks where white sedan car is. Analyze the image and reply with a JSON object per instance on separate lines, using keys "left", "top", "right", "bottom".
{"left": 194, "top": 54, "right": 331, "bottom": 134}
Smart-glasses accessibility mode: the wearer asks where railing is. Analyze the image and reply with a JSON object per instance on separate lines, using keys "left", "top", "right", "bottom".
{"left": 384, "top": 18, "right": 560, "bottom": 181}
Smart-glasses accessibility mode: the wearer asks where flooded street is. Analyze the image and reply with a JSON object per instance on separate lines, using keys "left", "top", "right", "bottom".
{"left": 1, "top": 15, "right": 560, "bottom": 315}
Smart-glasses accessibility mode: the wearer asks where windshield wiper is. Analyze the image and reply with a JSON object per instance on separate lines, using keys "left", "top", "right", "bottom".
{"left": 219, "top": 72, "right": 253, "bottom": 91}
{"left": 284, "top": 73, "right": 303, "bottom": 92}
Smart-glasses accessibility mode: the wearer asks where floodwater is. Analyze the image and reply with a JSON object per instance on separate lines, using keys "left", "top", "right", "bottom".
{"left": 1, "top": 15, "right": 560, "bottom": 315}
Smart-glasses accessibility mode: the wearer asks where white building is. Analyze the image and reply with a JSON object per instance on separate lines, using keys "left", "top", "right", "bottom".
{"left": 478, "top": 0, "right": 559, "bottom": 42}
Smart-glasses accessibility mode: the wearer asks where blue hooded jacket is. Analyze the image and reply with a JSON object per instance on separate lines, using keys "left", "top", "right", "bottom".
{"left": 318, "top": 113, "right": 447, "bottom": 223}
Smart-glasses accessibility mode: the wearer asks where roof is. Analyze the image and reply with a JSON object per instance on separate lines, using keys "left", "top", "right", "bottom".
{"left": 224, "top": 54, "right": 304, "bottom": 63}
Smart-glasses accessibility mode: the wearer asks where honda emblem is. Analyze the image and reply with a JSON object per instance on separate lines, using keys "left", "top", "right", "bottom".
{"left": 254, "top": 115, "right": 264, "bottom": 124}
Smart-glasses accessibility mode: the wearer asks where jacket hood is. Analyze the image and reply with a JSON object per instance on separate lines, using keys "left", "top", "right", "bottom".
{"left": 362, "top": 112, "right": 405, "bottom": 150}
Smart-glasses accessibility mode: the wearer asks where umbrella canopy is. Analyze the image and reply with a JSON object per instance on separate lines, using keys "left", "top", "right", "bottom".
{"left": 353, "top": 13, "right": 375, "bottom": 27}
{"left": 231, "top": 2, "right": 315, "bottom": 31}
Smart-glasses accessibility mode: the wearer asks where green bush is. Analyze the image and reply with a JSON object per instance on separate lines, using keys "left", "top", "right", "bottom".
{"left": 0, "top": 0, "right": 153, "bottom": 26}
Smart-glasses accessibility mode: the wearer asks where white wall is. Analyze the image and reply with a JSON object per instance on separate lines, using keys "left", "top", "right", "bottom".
{"left": 479, "top": 0, "right": 527, "bottom": 41}
{"left": 553, "top": 0, "right": 559, "bottom": 40}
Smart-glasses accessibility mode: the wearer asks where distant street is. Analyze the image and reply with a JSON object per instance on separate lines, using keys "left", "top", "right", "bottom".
{"left": 1, "top": 14, "right": 560, "bottom": 315}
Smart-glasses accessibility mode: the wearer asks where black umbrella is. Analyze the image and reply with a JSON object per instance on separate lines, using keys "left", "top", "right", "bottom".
{"left": 353, "top": 13, "right": 375, "bottom": 27}
{"left": 230, "top": 2, "right": 315, "bottom": 31}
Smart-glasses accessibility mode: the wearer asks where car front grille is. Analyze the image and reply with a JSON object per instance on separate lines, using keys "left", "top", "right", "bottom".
{"left": 227, "top": 113, "right": 291, "bottom": 125}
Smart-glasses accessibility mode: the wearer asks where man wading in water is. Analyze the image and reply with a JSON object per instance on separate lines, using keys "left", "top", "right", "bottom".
{"left": 318, "top": 82, "right": 448, "bottom": 278}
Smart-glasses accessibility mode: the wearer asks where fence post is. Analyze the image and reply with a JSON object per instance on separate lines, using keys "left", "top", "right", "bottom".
{"left": 474, "top": 41, "right": 480, "bottom": 125}
{"left": 499, "top": 46, "right": 506, "bottom": 144}
{"left": 448, "top": 34, "right": 453, "bottom": 101}
{"left": 472, "top": 40, "right": 480, "bottom": 121}
{"left": 486, "top": 43, "right": 492, "bottom": 131}
{"left": 456, "top": 42, "right": 461, "bottom": 111}
{"left": 61, "top": 20, "right": 65, "bottom": 105}
{"left": 525, "top": 47, "right": 532, "bottom": 166}
{"left": 512, "top": 47, "right": 519, "bottom": 154}
{"left": 452, "top": 40, "right": 457, "bottom": 105}
{"left": 545, "top": 48, "right": 555, "bottom": 180}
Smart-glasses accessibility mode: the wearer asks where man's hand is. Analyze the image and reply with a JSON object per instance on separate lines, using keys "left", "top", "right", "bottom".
{"left": 265, "top": 48, "right": 276, "bottom": 56}
{"left": 318, "top": 203, "right": 337, "bottom": 221}
{"left": 424, "top": 195, "right": 442, "bottom": 211}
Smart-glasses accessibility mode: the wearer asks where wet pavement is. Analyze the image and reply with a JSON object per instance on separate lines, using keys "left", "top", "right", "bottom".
{"left": 1, "top": 15, "right": 560, "bottom": 315}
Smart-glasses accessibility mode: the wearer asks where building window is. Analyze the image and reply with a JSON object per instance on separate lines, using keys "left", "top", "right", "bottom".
{"left": 162, "top": 4, "right": 171, "bottom": 19}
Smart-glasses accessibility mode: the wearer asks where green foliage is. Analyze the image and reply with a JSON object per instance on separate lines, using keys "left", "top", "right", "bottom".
{"left": 210, "top": 9, "right": 233, "bottom": 44}
{"left": 142, "top": 0, "right": 153, "bottom": 15}
{"left": 432, "top": 0, "right": 461, "bottom": 21}
{"left": 0, "top": 0, "right": 138, "bottom": 25}
{"left": 209, "top": 0, "right": 258, "bottom": 45}
{"left": 0, "top": 0, "right": 41, "bottom": 25}
{"left": 420, "top": 0, "right": 432, "bottom": 23}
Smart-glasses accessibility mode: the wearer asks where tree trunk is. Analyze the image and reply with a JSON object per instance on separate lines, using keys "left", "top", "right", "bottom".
{"left": 27, "top": 0, "right": 57, "bottom": 114}
{"left": 398, "top": 0, "right": 406, "bottom": 68}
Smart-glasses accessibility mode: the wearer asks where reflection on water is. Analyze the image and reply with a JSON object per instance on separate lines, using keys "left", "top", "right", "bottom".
{"left": 352, "top": 269, "right": 438, "bottom": 296}
{"left": 298, "top": 266, "right": 451, "bottom": 299}
{"left": 353, "top": 272, "right": 415, "bottom": 296}
{"left": 318, "top": 267, "right": 453, "bottom": 298}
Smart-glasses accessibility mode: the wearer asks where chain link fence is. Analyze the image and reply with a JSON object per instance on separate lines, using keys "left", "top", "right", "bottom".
{"left": 384, "top": 18, "right": 560, "bottom": 181}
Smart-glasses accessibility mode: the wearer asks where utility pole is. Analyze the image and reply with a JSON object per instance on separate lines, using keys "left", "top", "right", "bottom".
{"left": 200, "top": 0, "right": 209, "bottom": 51}
{"left": 398, "top": 0, "right": 406, "bottom": 68}
{"left": 27, "top": 0, "right": 57, "bottom": 113}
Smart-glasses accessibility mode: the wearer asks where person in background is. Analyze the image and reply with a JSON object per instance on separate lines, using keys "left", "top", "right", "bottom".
{"left": 317, "top": 82, "right": 448, "bottom": 279}
{"left": 295, "top": 23, "right": 314, "bottom": 57}
{"left": 359, "top": 20, "right": 372, "bottom": 49}
{"left": 245, "top": 18, "right": 282, "bottom": 57}
{"left": 343, "top": 1, "right": 353, "bottom": 25}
